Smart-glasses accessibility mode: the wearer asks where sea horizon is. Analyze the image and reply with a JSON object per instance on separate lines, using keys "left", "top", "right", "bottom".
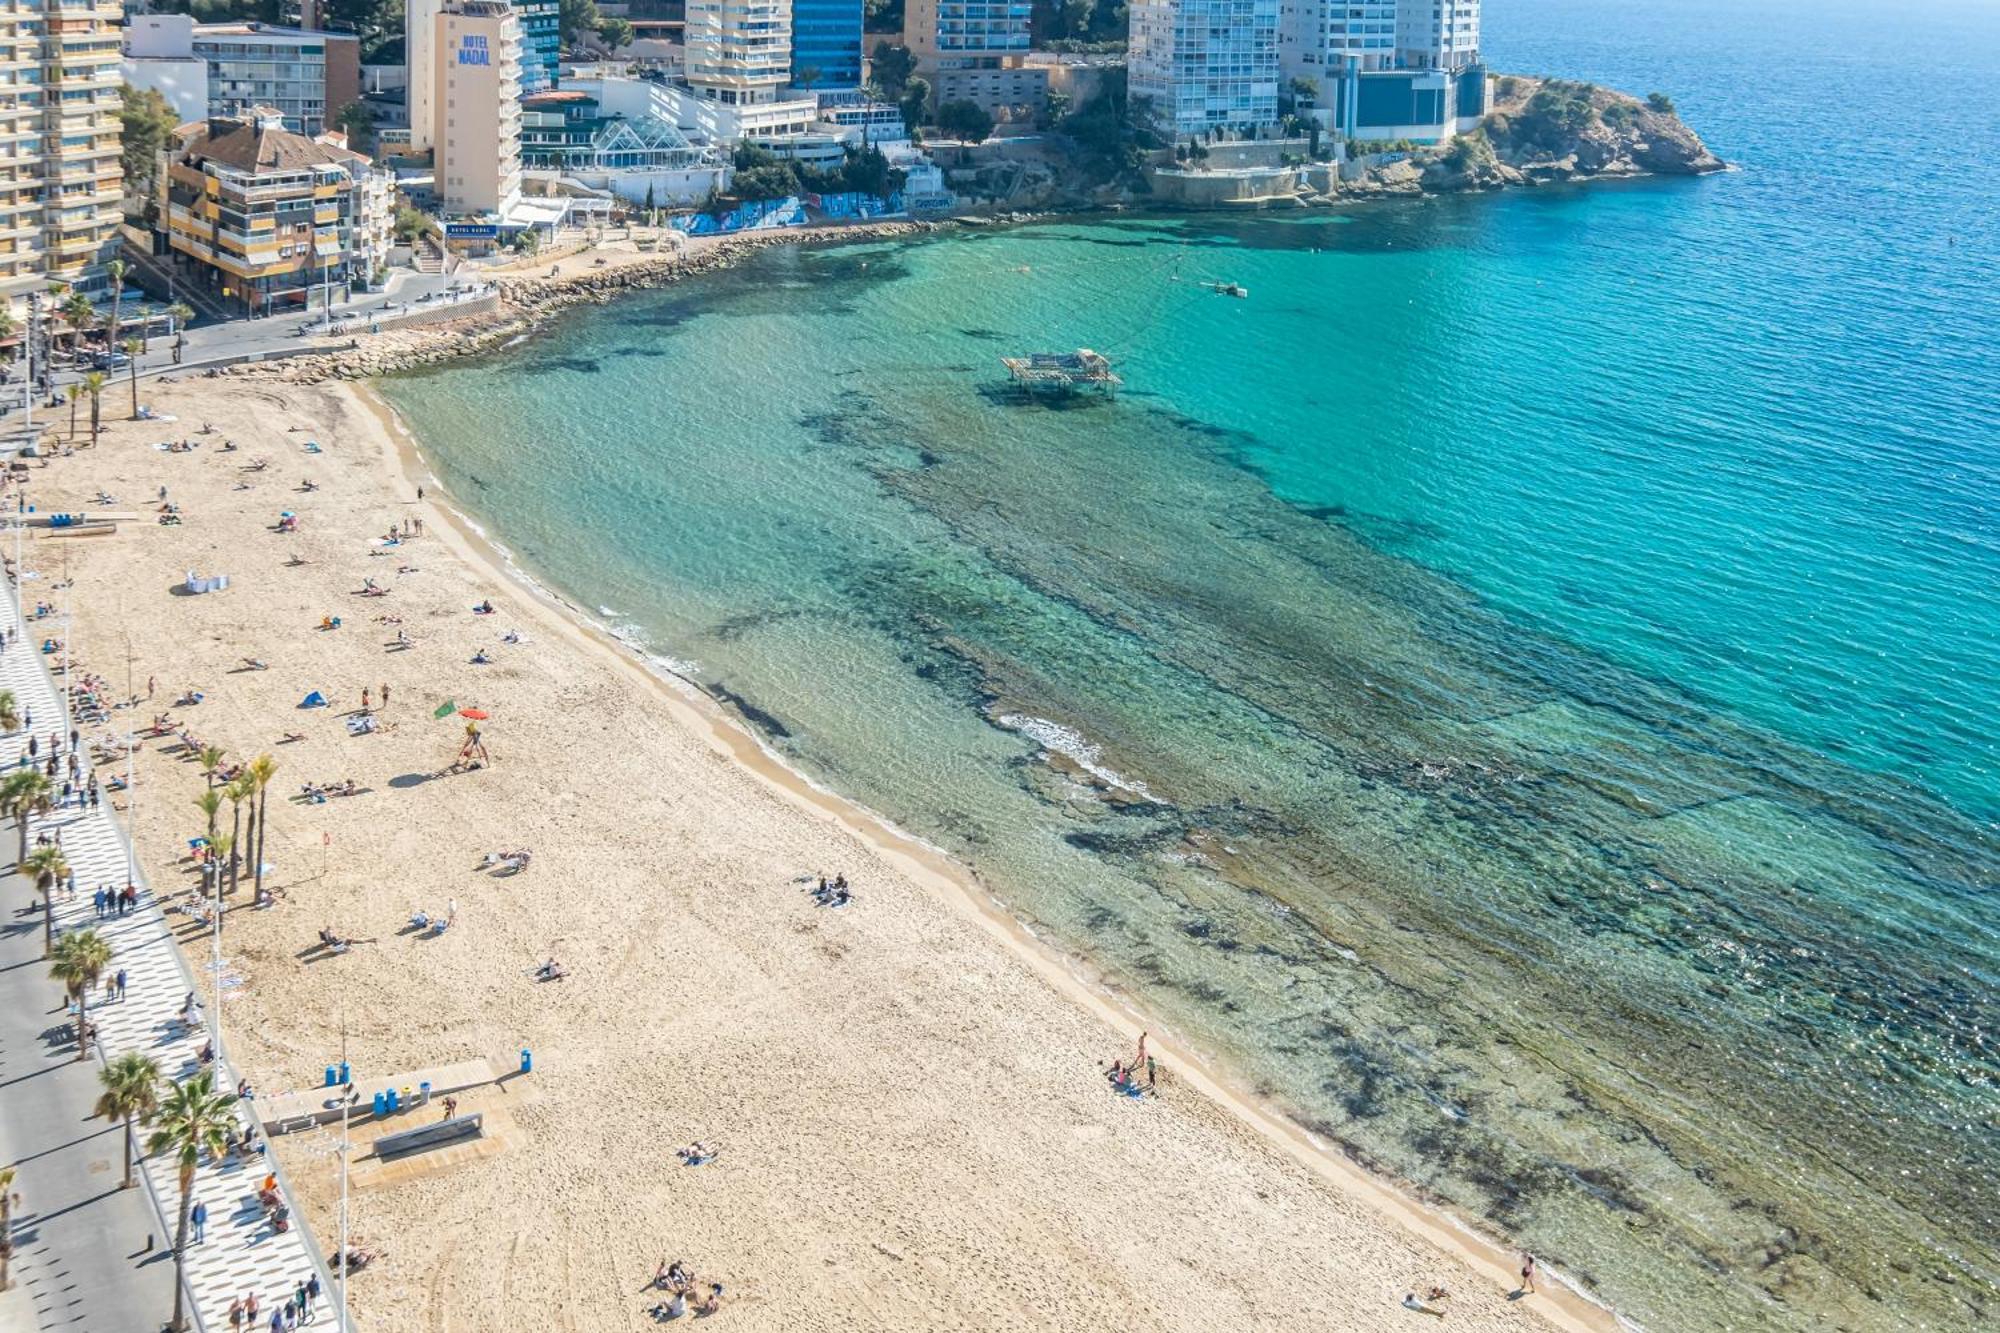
{"left": 379, "top": 2, "right": 1999, "bottom": 1327}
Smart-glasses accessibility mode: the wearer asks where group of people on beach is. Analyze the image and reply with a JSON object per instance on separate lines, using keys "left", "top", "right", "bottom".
{"left": 650, "top": 1259, "right": 724, "bottom": 1320}
{"left": 1104, "top": 1030, "right": 1160, "bottom": 1098}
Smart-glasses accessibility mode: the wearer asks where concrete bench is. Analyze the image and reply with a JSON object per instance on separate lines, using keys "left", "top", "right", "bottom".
{"left": 372, "top": 1113, "right": 483, "bottom": 1159}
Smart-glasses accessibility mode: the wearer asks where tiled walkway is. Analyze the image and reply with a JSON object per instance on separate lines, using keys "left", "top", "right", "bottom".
{"left": 0, "top": 568, "right": 343, "bottom": 1332}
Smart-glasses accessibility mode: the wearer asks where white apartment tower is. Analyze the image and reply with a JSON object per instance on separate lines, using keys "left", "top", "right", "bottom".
{"left": 1399, "top": 0, "right": 1480, "bottom": 71}
{"left": 1278, "top": 0, "right": 1483, "bottom": 140}
{"left": 406, "top": 0, "right": 446, "bottom": 152}
{"left": 684, "top": 0, "right": 792, "bottom": 106}
{"left": 1281, "top": 1, "right": 1481, "bottom": 83}
{"left": 1129, "top": 0, "right": 1282, "bottom": 140}
{"left": 0, "top": 0, "right": 125, "bottom": 313}
{"left": 434, "top": 0, "right": 522, "bottom": 215}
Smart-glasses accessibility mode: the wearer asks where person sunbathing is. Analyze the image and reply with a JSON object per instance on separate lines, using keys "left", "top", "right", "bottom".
{"left": 470, "top": 649, "right": 492, "bottom": 665}
{"left": 240, "top": 658, "right": 268, "bottom": 671}
{"left": 534, "top": 958, "right": 567, "bottom": 981}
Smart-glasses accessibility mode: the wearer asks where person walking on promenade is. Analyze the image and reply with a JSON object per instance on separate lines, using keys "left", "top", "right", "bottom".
{"left": 192, "top": 1198, "right": 209, "bottom": 1244}
{"left": 116, "top": 967, "right": 127, "bottom": 1001}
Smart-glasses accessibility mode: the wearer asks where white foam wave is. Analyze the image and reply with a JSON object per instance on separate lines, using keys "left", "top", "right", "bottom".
{"left": 994, "top": 712, "right": 1159, "bottom": 801}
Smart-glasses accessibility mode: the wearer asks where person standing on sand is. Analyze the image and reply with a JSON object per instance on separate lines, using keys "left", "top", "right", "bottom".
{"left": 1520, "top": 1253, "right": 1536, "bottom": 1294}
{"left": 361, "top": 687, "right": 371, "bottom": 713}
{"left": 380, "top": 682, "right": 390, "bottom": 711}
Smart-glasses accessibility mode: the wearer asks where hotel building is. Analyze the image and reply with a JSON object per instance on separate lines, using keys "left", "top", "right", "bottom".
{"left": 1128, "top": 0, "right": 1281, "bottom": 139}
{"left": 902, "top": 0, "right": 1044, "bottom": 121}
{"left": 0, "top": 0, "right": 125, "bottom": 312}
{"left": 433, "top": 0, "right": 523, "bottom": 215}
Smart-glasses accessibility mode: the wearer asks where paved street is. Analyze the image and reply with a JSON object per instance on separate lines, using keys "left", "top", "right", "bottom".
{"left": 0, "top": 866, "right": 175, "bottom": 1333}
{"left": 0, "top": 264, "right": 485, "bottom": 435}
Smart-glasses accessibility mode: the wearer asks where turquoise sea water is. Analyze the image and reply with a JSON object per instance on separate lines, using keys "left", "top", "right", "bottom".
{"left": 382, "top": 2, "right": 1998, "bottom": 1327}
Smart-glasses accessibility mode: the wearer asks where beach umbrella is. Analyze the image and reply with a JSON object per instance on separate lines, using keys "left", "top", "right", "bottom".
{"left": 458, "top": 708, "right": 490, "bottom": 721}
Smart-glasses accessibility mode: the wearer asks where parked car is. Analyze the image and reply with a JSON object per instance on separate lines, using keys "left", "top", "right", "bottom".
{"left": 89, "top": 350, "right": 130, "bottom": 370}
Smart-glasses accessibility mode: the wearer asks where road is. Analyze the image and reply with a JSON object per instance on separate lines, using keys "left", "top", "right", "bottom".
{"left": 0, "top": 266, "right": 486, "bottom": 434}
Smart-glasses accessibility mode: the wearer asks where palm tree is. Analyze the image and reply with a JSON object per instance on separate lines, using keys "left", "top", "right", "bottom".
{"left": 2, "top": 768, "right": 54, "bottom": 869}
{"left": 60, "top": 291, "right": 94, "bottom": 351}
{"left": 82, "top": 370, "right": 107, "bottom": 444}
{"left": 123, "top": 337, "right": 143, "bottom": 418}
{"left": 65, "top": 382, "right": 80, "bottom": 440}
{"left": 204, "top": 832, "right": 232, "bottom": 918}
{"left": 222, "top": 776, "right": 250, "bottom": 902}
{"left": 198, "top": 745, "right": 224, "bottom": 788}
{"left": 0, "top": 689, "right": 19, "bottom": 732}
{"left": 166, "top": 302, "right": 193, "bottom": 365}
{"left": 24, "top": 843, "right": 69, "bottom": 958}
{"left": 0, "top": 1165, "right": 18, "bottom": 1292}
{"left": 248, "top": 754, "right": 277, "bottom": 902}
{"left": 147, "top": 1072, "right": 235, "bottom": 1333}
{"left": 95, "top": 1053, "right": 161, "bottom": 1189}
{"left": 194, "top": 787, "right": 221, "bottom": 844}
{"left": 105, "top": 258, "right": 126, "bottom": 349}
{"left": 0, "top": 307, "right": 16, "bottom": 363}
{"left": 49, "top": 928, "right": 112, "bottom": 1058}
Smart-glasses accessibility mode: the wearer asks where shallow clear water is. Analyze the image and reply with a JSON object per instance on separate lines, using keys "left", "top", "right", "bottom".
{"left": 381, "top": 2, "right": 1999, "bottom": 1326}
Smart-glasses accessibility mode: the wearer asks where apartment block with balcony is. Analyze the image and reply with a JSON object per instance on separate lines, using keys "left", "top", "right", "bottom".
{"left": 1278, "top": 0, "right": 1484, "bottom": 142}
{"left": 164, "top": 108, "right": 386, "bottom": 315}
{"left": 684, "top": 0, "right": 792, "bottom": 105}
{"left": 0, "top": 0, "right": 125, "bottom": 313}
{"left": 903, "top": 0, "right": 1043, "bottom": 120}
{"left": 126, "top": 15, "right": 362, "bottom": 139}
{"left": 1129, "top": 0, "right": 1282, "bottom": 139}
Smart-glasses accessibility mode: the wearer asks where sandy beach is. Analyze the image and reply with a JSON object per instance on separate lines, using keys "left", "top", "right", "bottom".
{"left": 19, "top": 357, "right": 1612, "bottom": 1331}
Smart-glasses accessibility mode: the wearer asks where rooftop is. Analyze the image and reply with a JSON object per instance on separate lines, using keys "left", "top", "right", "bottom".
{"left": 175, "top": 114, "right": 372, "bottom": 176}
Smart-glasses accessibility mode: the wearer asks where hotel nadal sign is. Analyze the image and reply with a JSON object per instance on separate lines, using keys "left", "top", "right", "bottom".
{"left": 457, "top": 34, "right": 491, "bottom": 65}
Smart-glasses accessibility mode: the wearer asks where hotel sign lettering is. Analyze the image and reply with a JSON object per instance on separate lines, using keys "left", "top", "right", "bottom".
{"left": 457, "top": 34, "right": 490, "bottom": 65}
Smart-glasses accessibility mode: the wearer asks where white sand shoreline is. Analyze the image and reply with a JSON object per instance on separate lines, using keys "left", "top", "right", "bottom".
{"left": 354, "top": 382, "right": 1628, "bottom": 1333}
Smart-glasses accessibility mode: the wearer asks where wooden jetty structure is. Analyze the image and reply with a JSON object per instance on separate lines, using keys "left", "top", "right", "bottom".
{"left": 1000, "top": 348, "right": 1122, "bottom": 396}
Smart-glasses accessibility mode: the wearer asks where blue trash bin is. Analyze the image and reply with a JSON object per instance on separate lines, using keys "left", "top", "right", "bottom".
{"left": 324, "top": 1066, "right": 336, "bottom": 1087}
{"left": 520, "top": 1048, "right": 532, "bottom": 1074}
{"left": 372, "top": 1090, "right": 386, "bottom": 1117}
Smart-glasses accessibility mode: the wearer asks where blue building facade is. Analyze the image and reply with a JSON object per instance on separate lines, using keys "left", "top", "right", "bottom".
{"left": 790, "top": 0, "right": 863, "bottom": 89}
{"left": 513, "top": 0, "right": 562, "bottom": 93}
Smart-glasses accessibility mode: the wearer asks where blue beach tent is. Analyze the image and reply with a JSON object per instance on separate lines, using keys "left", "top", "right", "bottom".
{"left": 299, "top": 690, "right": 328, "bottom": 708}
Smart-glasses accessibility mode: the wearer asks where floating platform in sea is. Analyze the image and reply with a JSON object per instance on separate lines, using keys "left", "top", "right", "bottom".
{"left": 1000, "top": 348, "right": 1122, "bottom": 395}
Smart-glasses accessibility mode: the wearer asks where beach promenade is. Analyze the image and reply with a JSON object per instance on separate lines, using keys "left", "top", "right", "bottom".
{"left": 0, "top": 559, "right": 340, "bottom": 1331}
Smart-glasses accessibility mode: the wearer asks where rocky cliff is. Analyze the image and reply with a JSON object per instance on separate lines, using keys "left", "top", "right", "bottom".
{"left": 1420, "top": 76, "right": 1726, "bottom": 191}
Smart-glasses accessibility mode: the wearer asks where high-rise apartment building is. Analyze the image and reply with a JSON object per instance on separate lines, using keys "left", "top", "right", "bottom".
{"left": 434, "top": 0, "right": 523, "bottom": 214}
{"left": 790, "top": 0, "right": 861, "bottom": 89}
{"left": 901, "top": 0, "right": 1043, "bottom": 119}
{"left": 512, "top": 0, "right": 560, "bottom": 93}
{"left": 407, "top": 0, "right": 446, "bottom": 152}
{"left": 1278, "top": 0, "right": 1484, "bottom": 140}
{"left": 1129, "top": 0, "right": 1281, "bottom": 139}
{"left": 684, "top": 0, "right": 791, "bottom": 105}
{"left": 125, "top": 16, "right": 362, "bottom": 139}
{"left": 0, "top": 0, "right": 125, "bottom": 312}
{"left": 1398, "top": 0, "right": 1479, "bottom": 70}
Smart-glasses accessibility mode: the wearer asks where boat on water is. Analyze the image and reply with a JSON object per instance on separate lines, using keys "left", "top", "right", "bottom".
{"left": 1201, "top": 281, "right": 1250, "bottom": 298}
